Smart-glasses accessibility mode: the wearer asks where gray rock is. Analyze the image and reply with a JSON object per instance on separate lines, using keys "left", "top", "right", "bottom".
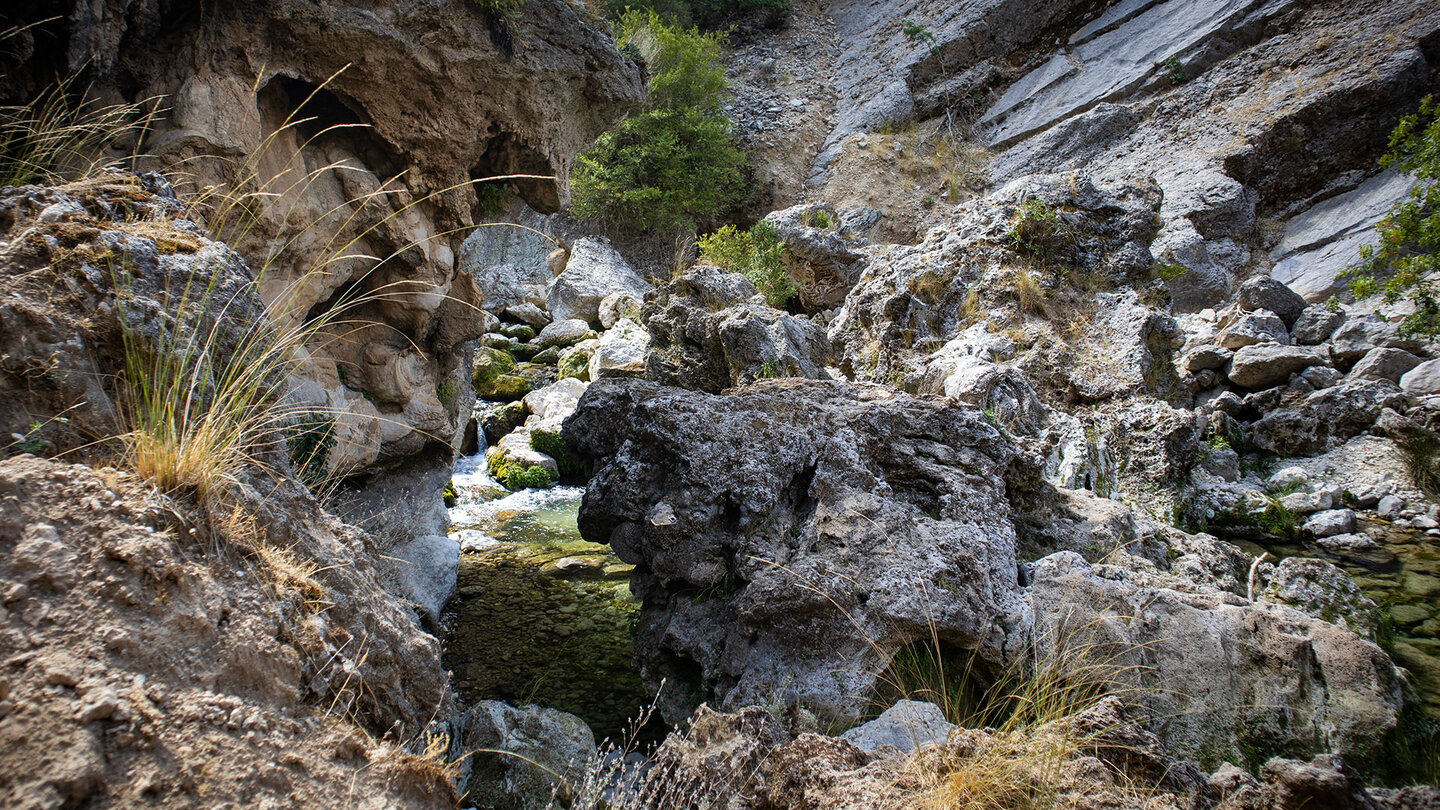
{"left": 1182, "top": 345, "right": 1233, "bottom": 374}
{"left": 1150, "top": 219, "right": 1235, "bottom": 313}
{"left": 840, "top": 700, "right": 955, "bottom": 753}
{"left": 503, "top": 302, "right": 551, "bottom": 329}
{"left": 1267, "top": 466, "right": 1310, "bottom": 490}
{"left": 978, "top": 0, "right": 1292, "bottom": 145}
{"left": 1300, "top": 365, "right": 1344, "bottom": 389}
{"left": 1377, "top": 494, "right": 1405, "bottom": 520}
{"left": 1316, "top": 533, "right": 1381, "bottom": 553}
{"left": 1303, "top": 509, "right": 1357, "bottom": 538}
{"left": 452, "top": 701, "right": 596, "bottom": 810}
{"left": 546, "top": 237, "right": 653, "bottom": 323}
{"left": 1349, "top": 347, "right": 1423, "bottom": 383}
{"left": 1262, "top": 557, "right": 1377, "bottom": 638}
{"left": 1329, "top": 316, "right": 1424, "bottom": 364}
{"left": 1160, "top": 166, "right": 1258, "bottom": 241}
{"left": 1217, "top": 309, "right": 1288, "bottom": 350}
{"left": 1290, "top": 306, "right": 1345, "bottom": 345}
{"left": 598, "top": 292, "right": 643, "bottom": 329}
{"left": 536, "top": 318, "right": 597, "bottom": 349}
{"left": 1237, "top": 277, "right": 1307, "bottom": 328}
{"left": 1249, "top": 380, "right": 1409, "bottom": 457}
{"left": 1271, "top": 171, "right": 1420, "bottom": 302}
{"left": 989, "top": 103, "right": 1139, "bottom": 183}
{"left": 644, "top": 273, "right": 829, "bottom": 393}
{"left": 389, "top": 534, "right": 460, "bottom": 626}
{"left": 564, "top": 379, "right": 1025, "bottom": 725}
{"left": 588, "top": 318, "right": 649, "bottom": 380}
{"left": 763, "top": 203, "right": 869, "bottom": 311}
{"left": 1228, "top": 344, "right": 1324, "bottom": 389}
{"left": 1030, "top": 552, "right": 1404, "bottom": 770}
{"left": 1401, "top": 359, "right": 1440, "bottom": 396}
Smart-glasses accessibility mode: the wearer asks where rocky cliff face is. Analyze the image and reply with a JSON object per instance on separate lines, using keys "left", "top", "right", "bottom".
{"left": 3, "top": 0, "right": 643, "bottom": 538}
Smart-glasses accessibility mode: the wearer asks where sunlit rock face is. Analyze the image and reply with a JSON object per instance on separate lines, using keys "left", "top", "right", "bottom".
{"left": 2, "top": 0, "right": 643, "bottom": 508}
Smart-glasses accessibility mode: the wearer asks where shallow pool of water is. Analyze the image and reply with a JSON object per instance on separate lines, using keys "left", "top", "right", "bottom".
{"left": 440, "top": 454, "right": 649, "bottom": 741}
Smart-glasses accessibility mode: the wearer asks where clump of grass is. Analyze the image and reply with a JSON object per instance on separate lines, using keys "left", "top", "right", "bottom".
{"left": 0, "top": 74, "right": 161, "bottom": 187}
{"left": 1007, "top": 199, "right": 1074, "bottom": 263}
{"left": 1395, "top": 427, "right": 1440, "bottom": 498}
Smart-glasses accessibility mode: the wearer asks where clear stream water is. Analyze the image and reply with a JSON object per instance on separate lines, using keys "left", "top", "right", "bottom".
{"left": 440, "top": 453, "right": 650, "bottom": 741}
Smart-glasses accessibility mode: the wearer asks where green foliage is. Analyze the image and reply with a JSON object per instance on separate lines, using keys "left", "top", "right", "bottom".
{"left": 1007, "top": 198, "right": 1074, "bottom": 262}
{"left": 436, "top": 379, "right": 456, "bottom": 405}
{"left": 469, "top": 0, "right": 526, "bottom": 37}
{"left": 1158, "top": 55, "right": 1188, "bottom": 85}
{"left": 2, "top": 419, "right": 52, "bottom": 457}
{"left": 473, "top": 182, "right": 509, "bottom": 218}
{"left": 697, "top": 220, "right": 797, "bottom": 307}
{"left": 570, "top": 11, "right": 748, "bottom": 233}
{"left": 442, "top": 480, "right": 458, "bottom": 508}
{"left": 487, "top": 450, "right": 554, "bottom": 490}
{"left": 284, "top": 412, "right": 336, "bottom": 488}
{"left": 1346, "top": 95, "right": 1440, "bottom": 338}
{"left": 1252, "top": 497, "right": 1298, "bottom": 538}
{"left": 529, "top": 427, "right": 581, "bottom": 479}
{"left": 1394, "top": 426, "right": 1440, "bottom": 498}
{"left": 902, "top": 20, "right": 936, "bottom": 50}
{"left": 1154, "top": 260, "right": 1189, "bottom": 281}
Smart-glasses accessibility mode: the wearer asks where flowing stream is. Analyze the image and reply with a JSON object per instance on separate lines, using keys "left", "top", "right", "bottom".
{"left": 440, "top": 452, "right": 650, "bottom": 741}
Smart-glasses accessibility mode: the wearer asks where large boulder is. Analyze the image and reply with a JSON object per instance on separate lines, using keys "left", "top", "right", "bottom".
{"left": 1401, "top": 359, "right": 1440, "bottom": 396}
{"left": 588, "top": 317, "right": 649, "bottom": 380}
{"left": 1228, "top": 344, "right": 1326, "bottom": 390}
{"left": 762, "top": 203, "right": 869, "bottom": 312}
{"left": 1237, "top": 277, "right": 1307, "bottom": 328}
{"left": 1349, "top": 347, "right": 1423, "bottom": 383}
{"left": 644, "top": 271, "right": 829, "bottom": 393}
{"left": 1249, "top": 380, "right": 1410, "bottom": 457}
{"left": 1029, "top": 552, "right": 1406, "bottom": 772}
{"left": 388, "top": 534, "right": 461, "bottom": 626}
{"left": 546, "top": 237, "right": 653, "bottom": 324}
{"left": 450, "top": 701, "right": 596, "bottom": 810}
{"left": 564, "top": 379, "right": 1026, "bottom": 724}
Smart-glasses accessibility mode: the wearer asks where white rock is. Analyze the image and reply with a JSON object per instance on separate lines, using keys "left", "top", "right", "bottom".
{"left": 588, "top": 318, "right": 649, "bottom": 381}
{"left": 546, "top": 237, "right": 653, "bottom": 323}
{"left": 1267, "top": 467, "right": 1309, "bottom": 490}
{"left": 1400, "top": 359, "right": 1440, "bottom": 396}
{"left": 1303, "top": 509, "right": 1356, "bottom": 539}
{"left": 840, "top": 699, "right": 955, "bottom": 753}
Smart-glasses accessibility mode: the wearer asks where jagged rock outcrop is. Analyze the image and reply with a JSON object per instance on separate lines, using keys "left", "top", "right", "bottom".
{"left": 2, "top": 0, "right": 645, "bottom": 526}
{"left": 643, "top": 268, "right": 830, "bottom": 392}
{"left": 564, "top": 377, "right": 1409, "bottom": 767}
{"left": 565, "top": 378, "right": 1028, "bottom": 724}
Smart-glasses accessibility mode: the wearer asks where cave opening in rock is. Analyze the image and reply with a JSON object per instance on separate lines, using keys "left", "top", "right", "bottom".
{"left": 259, "top": 75, "right": 403, "bottom": 180}
{"left": 472, "top": 132, "right": 559, "bottom": 214}
{"left": 873, "top": 637, "right": 1000, "bottom": 728}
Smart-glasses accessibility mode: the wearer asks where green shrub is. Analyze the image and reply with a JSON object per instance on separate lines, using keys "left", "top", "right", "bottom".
{"left": 1007, "top": 198, "right": 1074, "bottom": 261}
{"left": 1346, "top": 95, "right": 1440, "bottom": 338}
{"left": 284, "top": 412, "right": 336, "bottom": 488}
{"left": 697, "top": 220, "right": 797, "bottom": 307}
{"left": 486, "top": 450, "right": 554, "bottom": 490}
{"left": 570, "top": 10, "right": 748, "bottom": 233}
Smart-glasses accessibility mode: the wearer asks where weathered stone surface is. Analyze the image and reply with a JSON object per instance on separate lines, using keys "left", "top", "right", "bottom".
{"left": 1237, "top": 277, "right": 1307, "bottom": 328}
{"left": 565, "top": 379, "right": 1025, "bottom": 725}
{"left": 1262, "top": 557, "right": 1377, "bottom": 639}
{"left": 1349, "top": 348, "right": 1423, "bottom": 384}
{"left": 388, "top": 534, "right": 460, "bottom": 626}
{"left": 452, "top": 701, "right": 596, "bottom": 810}
{"left": 1218, "top": 309, "right": 1288, "bottom": 350}
{"left": 1182, "top": 346, "right": 1234, "bottom": 374}
{"left": 1029, "top": 552, "right": 1405, "bottom": 771}
{"left": 989, "top": 103, "right": 1139, "bottom": 183}
{"left": 587, "top": 318, "right": 649, "bottom": 380}
{"left": 536, "top": 318, "right": 597, "bottom": 349}
{"left": 1249, "top": 380, "right": 1410, "bottom": 457}
{"left": 1303, "top": 509, "right": 1356, "bottom": 539}
{"left": 839, "top": 700, "right": 954, "bottom": 754}
{"left": 978, "top": 0, "right": 1294, "bottom": 146}
{"left": 1271, "top": 171, "right": 1421, "bottom": 302}
{"left": 1291, "top": 306, "right": 1346, "bottom": 345}
{"left": 763, "top": 204, "right": 868, "bottom": 311}
{"left": 546, "top": 238, "right": 653, "bottom": 324}
{"left": 644, "top": 272, "right": 829, "bottom": 393}
{"left": 1330, "top": 317, "right": 1425, "bottom": 364}
{"left": 1228, "top": 344, "right": 1325, "bottom": 390}
{"left": 1399, "top": 359, "right": 1440, "bottom": 396}
{"left": 480, "top": 401, "right": 528, "bottom": 444}
{"left": 598, "top": 292, "right": 643, "bottom": 329}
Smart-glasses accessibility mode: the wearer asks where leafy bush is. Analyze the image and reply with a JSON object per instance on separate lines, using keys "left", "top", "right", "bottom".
{"left": 570, "top": 10, "right": 748, "bottom": 233}
{"left": 697, "top": 220, "right": 796, "bottom": 307}
{"left": 1346, "top": 95, "right": 1440, "bottom": 338}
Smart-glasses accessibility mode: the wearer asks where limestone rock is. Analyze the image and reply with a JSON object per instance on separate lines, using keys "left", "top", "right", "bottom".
{"left": 1262, "top": 557, "right": 1378, "bottom": 639}
{"left": 453, "top": 701, "right": 596, "bottom": 810}
{"left": 1400, "top": 359, "right": 1440, "bottom": 396}
{"left": 1303, "top": 509, "right": 1357, "bottom": 539}
{"left": 1249, "top": 380, "right": 1409, "bottom": 457}
{"left": 565, "top": 379, "right": 1025, "bottom": 725}
{"left": 1228, "top": 344, "right": 1325, "bottom": 390}
{"left": 388, "top": 535, "right": 460, "bottom": 626}
{"left": 523, "top": 377, "right": 589, "bottom": 430}
{"left": 763, "top": 203, "right": 869, "bottom": 311}
{"left": 1292, "top": 306, "right": 1346, "bottom": 345}
{"left": 480, "top": 401, "right": 527, "bottom": 444}
{"left": 839, "top": 700, "right": 954, "bottom": 754}
{"left": 1349, "top": 348, "right": 1423, "bottom": 383}
{"left": 546, "top": 238, "right": 653, "bottom": 324}
{"left": 598, "top": 292, "right": 643, "bottom": 329}
{"left": 644, "top": 272, "right": 829, "bottom": 393}
{"left": 1237, "top": 277, "right": 1308, "bottom": 328}
{"left": 537, "top": 318, "right": 597, "bottom": 349}
{"left": 588, "top": 318, "right": 649, "bottom": 380}
{"left": 1330, "top": 317, "right": 1424, "bottom": 364}
{"left": 1218, "top": 309, "right": 1289, "bottom": 350}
